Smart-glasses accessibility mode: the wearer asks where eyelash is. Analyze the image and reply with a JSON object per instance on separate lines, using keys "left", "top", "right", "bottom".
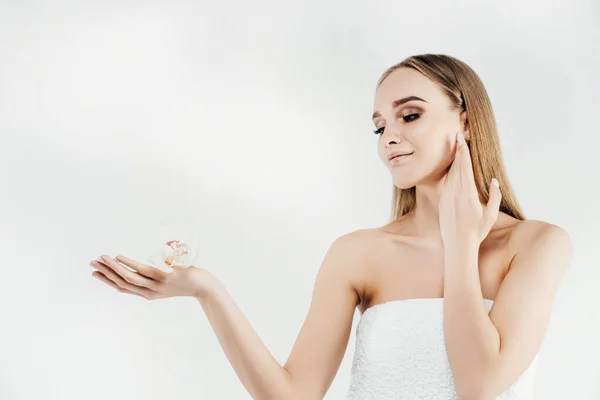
{"left": 373, "top": 113, "right": 421, "bottom": 135}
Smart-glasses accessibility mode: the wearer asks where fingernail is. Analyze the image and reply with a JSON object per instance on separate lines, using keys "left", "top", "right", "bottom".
{"left": 491, "top": 178, "right": 499, "bottom": 188}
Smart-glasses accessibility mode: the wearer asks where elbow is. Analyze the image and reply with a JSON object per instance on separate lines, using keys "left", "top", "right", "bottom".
{"left": 454, "top": 354, "right": 500, "bottom": 400}
{"left": 455, "top": 374, "right": 496, "bottom": 400}
{"left": 267, "top": 371, "right": 315, "bottom": 400}
{"left": 277, "top": 386, "right": 320, "bottom": 400}
{"left": 254, "top": 370, "right": 298, "bottom": 400}
{"left": 454, "top": 369, "right": 496, "bottom": 400}
{"left": 456, "top": 387, "right": 493, "bottom": 400}
{"left": 276, "top": 368, "right": 323, "bottom": 400}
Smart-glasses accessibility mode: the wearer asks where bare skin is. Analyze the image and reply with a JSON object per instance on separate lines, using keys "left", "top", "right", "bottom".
{"left": 359, "top": 211, "right": 524, "bottom": 312}
{"left": 90, "top": 212, "right": 544, "bottom": 399}
{"left": 90, "top": 66, "right": 570, "bottom": 399}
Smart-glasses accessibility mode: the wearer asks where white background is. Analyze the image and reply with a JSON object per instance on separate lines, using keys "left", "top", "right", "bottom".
{"left": 1, "top": 0, "right": 599, "bottom": 399}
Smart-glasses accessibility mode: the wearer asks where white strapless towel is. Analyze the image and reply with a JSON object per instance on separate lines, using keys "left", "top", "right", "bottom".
{"left": 346, "top": 298, "right": 538, "bottom": 399}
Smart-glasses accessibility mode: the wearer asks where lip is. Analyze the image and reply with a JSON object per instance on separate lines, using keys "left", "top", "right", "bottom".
{"left": 386, "top": 150, "right": 414, "bottom": 161}
{"left": 388, "top": 152, "right": 414, "bottom": 165}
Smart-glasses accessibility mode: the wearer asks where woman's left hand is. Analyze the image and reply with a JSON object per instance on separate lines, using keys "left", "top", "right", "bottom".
{"left": 438, "top": 131, "right": 503, "bottom": 245}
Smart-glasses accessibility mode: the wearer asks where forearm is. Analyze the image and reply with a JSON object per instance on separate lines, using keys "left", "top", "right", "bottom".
{"left": 196, "top": 283, "right": 295, "bottom": 400}
{"left": 443, "top": 238, "right": 500, "bottom": 397}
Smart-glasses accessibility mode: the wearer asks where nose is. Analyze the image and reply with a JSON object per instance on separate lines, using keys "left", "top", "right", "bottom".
{"left": 382, "top": 124, "right": 404, "bottom": 146}
{"left": 385, "top": 137, "right": 403, "bottom": 146}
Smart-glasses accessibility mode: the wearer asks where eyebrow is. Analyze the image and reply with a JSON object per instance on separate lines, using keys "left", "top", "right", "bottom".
{"left": 372, "top": 96, "right": 427, "bottom": 120}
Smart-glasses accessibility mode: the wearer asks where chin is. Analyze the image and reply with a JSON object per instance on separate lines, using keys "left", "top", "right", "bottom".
{"left": 391, "top": 176, "right": 420, "bottom": 190}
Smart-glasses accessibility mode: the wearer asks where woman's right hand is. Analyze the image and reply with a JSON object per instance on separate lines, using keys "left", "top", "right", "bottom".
{"left": 90, "top": 255, "right": 223, "bottom": 300}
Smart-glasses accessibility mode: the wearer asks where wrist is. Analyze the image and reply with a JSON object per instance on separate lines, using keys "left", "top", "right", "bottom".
{"left": 443, "top": 236, "right": 480, "bottom": 263}
{"left": 187, "top": 267, "right": 226, "bottom": 301}
{"left": 194, "top": 275, "right": 226, "bottom": 302}
{"left": 442, "top": 231, "right": 480, "bottom": 249}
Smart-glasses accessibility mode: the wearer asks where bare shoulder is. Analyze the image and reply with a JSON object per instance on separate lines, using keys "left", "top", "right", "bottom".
{"left": 326, "top": 228, "right": 376, "bottom": 269}
{"left": 330, "top": 228, "right": 381, "bottom": 257}
{"left": 509, "top": 219, "right": 572, "bottom": 250}
{"left": 324, "top": 228, "right": 379, "bottom": 295}
{"left": 508, "top": 219, "right": 573, "bottom": 272}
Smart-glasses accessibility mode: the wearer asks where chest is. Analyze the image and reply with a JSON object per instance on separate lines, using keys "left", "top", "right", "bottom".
{"left": 360, "top": 234, "right": 513, "bottom": 311}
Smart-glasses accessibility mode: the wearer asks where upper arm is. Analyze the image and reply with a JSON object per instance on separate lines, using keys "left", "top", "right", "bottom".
{"left": 487, "top": 222, "right": 572, "bottom": 394}
{"left": 283, "top": 231, "right": 364, "bottom": 400}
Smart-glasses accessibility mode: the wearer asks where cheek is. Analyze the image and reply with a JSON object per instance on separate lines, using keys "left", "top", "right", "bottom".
{"left": 413, "top": 119, "right": 455, "bottom": 154}
{"left": 377, "top": 139, "right": 387, "bottom": 160}
{"left": 407, "top": 112, "right": 456, "bottom": 143}
{"left": 412, "top": 136, "right": 454, "bottom": 173}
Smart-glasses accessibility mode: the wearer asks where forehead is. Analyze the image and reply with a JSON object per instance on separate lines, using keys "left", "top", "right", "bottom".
{"left": 373, "top": 67, "right": 446, "bottom": 111}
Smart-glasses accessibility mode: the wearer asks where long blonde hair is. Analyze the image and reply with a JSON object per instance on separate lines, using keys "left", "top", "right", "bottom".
{"left": 376, "top": 54, "right": 525, "bottom": 222}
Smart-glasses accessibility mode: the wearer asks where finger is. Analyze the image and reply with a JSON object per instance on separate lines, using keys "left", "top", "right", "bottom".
{"left": 442, "top": 140, "right": 460, "bottom": 189}
{"left": 456, "top": 131, "right": 475, "bottom": 187}
{"left": 114, "top": 255, "right": 167, "bottom": 282}
{"left": 92, "top": 271, "right": 148, "bottom": 299}
{"left": 98, "top": 255, "right": 158, "bottom": 289}
{"left": 483, "top": 178, "right": 502, "bottom": 231}
{"left": 91, "top": 261, "right": 156, "bottom": 299}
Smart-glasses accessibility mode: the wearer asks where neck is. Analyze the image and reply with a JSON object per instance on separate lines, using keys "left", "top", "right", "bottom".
{"left": 402, "top": 176, "right": 489, "bottom": 238}
{"left": 409, "top": 179, "right": 445, "bottom": 237}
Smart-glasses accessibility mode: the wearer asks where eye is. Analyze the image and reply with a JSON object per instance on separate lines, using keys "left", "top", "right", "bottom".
{"left": 402, "top": 113, "right": 420, "bottom": 123}
{"left": 372, "top": 113, "right": 421, "bottom": 135}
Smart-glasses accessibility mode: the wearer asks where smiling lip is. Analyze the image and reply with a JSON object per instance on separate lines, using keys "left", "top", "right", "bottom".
{"left": 388, "top": 152, "right": 414, "bottom": 164}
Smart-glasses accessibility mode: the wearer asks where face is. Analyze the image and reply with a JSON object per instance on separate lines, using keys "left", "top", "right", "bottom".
{"left": 373, "top": 67, "right": 468, "bottom": 189}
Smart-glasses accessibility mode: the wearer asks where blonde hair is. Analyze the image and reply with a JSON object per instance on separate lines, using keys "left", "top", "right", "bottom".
{"left": 376, "top": 54, "right": 525, "bottom": 222}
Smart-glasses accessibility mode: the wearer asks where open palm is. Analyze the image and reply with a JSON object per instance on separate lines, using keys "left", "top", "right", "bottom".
{"left": 90, "top": 255, "right": 220, "bottom": 300}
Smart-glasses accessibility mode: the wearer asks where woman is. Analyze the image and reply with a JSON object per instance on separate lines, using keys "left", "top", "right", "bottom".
{"left": 90, "top": 54, "right": 572, "bottom": 399}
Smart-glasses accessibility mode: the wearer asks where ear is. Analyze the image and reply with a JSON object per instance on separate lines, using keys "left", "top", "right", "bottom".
{"left": 459, "top": 110, "right": 470, "bottom": 141}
